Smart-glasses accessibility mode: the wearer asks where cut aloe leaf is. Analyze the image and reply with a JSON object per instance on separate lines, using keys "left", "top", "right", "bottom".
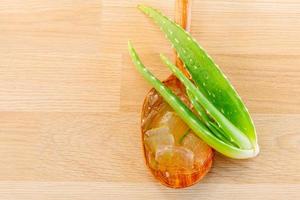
{"left": 128, "top": 41, "right": 258, "bottom": 159}
{"left": 138, "top": 5, "right": 258, "bottom": 152}
{"left": 160, "top": 54, "right": 252, "bottom": 149}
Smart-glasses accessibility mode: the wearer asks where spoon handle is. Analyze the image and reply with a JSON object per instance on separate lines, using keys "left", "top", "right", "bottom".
{"left": 175, "top": 0, "right": 192, "bottom": 74}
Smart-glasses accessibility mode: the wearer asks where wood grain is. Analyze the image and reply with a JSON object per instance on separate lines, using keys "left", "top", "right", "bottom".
{"left": 0, "top": 0, "right": 299, "bottom": 199}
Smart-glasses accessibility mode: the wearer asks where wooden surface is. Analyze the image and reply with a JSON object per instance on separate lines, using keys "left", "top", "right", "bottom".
{"left": 0, "top": 0, "right": 299, "bottom": 199}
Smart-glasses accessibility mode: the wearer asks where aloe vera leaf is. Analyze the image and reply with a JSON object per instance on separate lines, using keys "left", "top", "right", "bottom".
{"left": 128, "top": 41, "right": 257, "bottom": 158}
{"left": 160, "top": 54, "right": 252, "bottom": 149}
{"left": 138, "top": 5, "right": 258, "bottom": 150}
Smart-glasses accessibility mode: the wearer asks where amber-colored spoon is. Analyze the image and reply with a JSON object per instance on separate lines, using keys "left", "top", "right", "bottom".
{"left": 141, "top": 0, "right": 214, "bottom": 188}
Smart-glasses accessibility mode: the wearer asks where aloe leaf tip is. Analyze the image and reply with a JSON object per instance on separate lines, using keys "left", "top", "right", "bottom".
{"left": 137, "top": 4, "right": 147, "bottom": 11}
{"left": 128, "top": 40, "right": 133, "bottom": 50}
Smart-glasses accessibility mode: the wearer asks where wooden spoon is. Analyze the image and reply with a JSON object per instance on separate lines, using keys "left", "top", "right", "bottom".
{"left": 140, "top": 0, "right": 214, "bottom": 188}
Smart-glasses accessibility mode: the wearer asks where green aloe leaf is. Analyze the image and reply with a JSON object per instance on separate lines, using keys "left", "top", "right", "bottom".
{"left": 160, "top": 54, "right": 252, "bottom": 149}
{"left": 128, "top": 41, "right": 257, "bottom": 158}
{"left": 138, "top": 5, "right": 258, "bottom": 151}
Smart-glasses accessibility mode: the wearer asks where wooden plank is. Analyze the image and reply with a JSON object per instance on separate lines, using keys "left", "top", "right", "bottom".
{"left": 0, "top": 113, "right": 298, "bottom": 185}
{"left": 0, "top": 182, "right": 299, "bottom": 200}
{"left": 0, "top": 0, "right": 121, "bottom": 112}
